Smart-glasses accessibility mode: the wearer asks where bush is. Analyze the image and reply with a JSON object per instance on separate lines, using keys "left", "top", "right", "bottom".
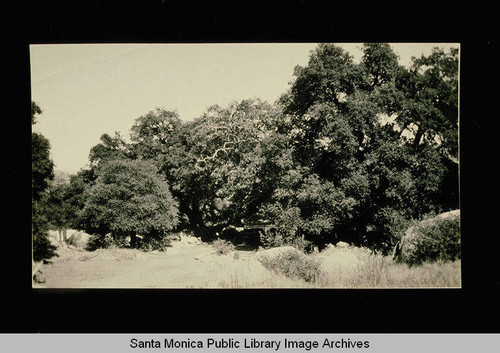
{"left": 259, "top": 249, "right": 321, "bottom": 282}
{"left": 137, "top": 235, "right": 173, "bottom": 252}
{"left": 259, "top": 229, "right": 286, "bottom": 248}
{"left": 260, "top": 228, "right": 313, "bottom": 252}
{"left": 32, "top": 230, "right": 58, "bottom": 263}
{"left": 212, "top": 239, "right": 235, "bottom": 255}
{"left": 32, "top": 200, "right": 58, "bottom": 263}
{"left": 86, "top": 233, "right": 114, "bottom": 251}
{"left": 366, "top": 208, "right": 413, "bottom": 254}
{"left": 86, "top": 232, "right": 174, "bottom": 252}
{"left": 399, "top": 212, "right": 460, "bottom": 266}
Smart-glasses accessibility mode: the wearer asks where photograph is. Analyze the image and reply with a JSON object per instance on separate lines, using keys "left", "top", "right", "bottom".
{"left": 31, "top": 42, "right": 461, "bottom": 289}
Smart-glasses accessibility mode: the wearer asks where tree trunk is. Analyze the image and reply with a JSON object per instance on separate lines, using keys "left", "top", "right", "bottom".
{"left": 413, "top": 128, "right": 424, "bottom": 149}
{"left": 130, "top": 234, "right": 137, "bottom": 248}
{"left": 189, "top": 199, "right": 204, "bottom": 230}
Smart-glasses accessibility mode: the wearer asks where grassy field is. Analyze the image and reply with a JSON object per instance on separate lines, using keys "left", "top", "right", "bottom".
{"left": 35, "top": 234, "right": 461, "bottom": 289}
{"left": 313, "top": 246, "right": 461, "bottom": 288}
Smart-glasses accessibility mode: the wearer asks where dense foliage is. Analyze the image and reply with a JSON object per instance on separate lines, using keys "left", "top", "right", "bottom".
{"left": 31, "top": 102, "right": 57, "bottom": 262}
{"left": 36, "top": 43, "right": 459, "bottom": 256}
{"left": 81, "top": 158, "right": 179, "bottom": 247}
{"left": 398, "top": 215, "right": 461, "bottom": 266}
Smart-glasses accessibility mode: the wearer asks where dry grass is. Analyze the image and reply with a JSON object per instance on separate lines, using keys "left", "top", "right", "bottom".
{"left": 198, "top": 251, "right": 311, "bottom": 288}
{"left": 36, "top": 235, "right": 461, "bottom": 289}
{"left": 316, "top": 251, "right": 461, "bottom": 288}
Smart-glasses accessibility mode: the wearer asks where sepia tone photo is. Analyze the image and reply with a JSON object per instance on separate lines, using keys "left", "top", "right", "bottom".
{"left": 31, "top": 43, "right": 460, "bottom": 289}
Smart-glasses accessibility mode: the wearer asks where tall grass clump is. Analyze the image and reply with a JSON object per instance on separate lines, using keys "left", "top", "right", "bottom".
{"left": 259, "top": 229, "right": 313, "bottom": 252}
{"left": 352, "top": 254, "right": 391, "bottom": 287}
{"left": 212, "top": 239, "right": 235, "bottom": 255}
{"left": 259, "top": 249, "right": 321, "bottom": 283}
{"left": 313, "top": 243, "right": 461, "bottom": 288}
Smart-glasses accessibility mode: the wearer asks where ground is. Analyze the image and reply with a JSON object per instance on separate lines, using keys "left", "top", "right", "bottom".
{"left": 35, "top": 234, "right": 299, "bottom": 288}
{"left": 34, "top": 233, "right": 461, "bottom": 289}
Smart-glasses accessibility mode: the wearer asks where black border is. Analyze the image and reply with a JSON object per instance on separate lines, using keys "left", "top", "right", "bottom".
{"left": 7, "top": 1, "right": 499, "bottom": 334}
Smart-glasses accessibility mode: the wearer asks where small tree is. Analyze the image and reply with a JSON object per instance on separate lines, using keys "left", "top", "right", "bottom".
{"left": 81, "top": 158, "right": 179, "bottom": 248}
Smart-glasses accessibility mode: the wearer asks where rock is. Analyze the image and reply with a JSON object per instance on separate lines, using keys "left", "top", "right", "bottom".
{"left": 179, "top": 234, "right": 202, "bottom": 245}
{"left": 33, "top": 273, "right": 45, "bottom": 283}
{"left": 397, "top": 209, "right": 460, "bottom": 265}
{"left": 335, "top": 241, "right": 350, "bottom": 248}
{"left": 67, "top": 231, "right": 92, "bottom": 249}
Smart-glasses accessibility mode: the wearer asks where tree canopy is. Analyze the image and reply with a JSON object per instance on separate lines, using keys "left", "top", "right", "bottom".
{"left": 37, "top": 43, "right": 459, "bottom": 254}
{"left": 32, "top": 102, "right": 57, "bottom": 262}
{"left": 81, "top": 158, "right": 179, "bottom": 247}
{"left": 263, "top": 43, "right": 459, "bottom": 252}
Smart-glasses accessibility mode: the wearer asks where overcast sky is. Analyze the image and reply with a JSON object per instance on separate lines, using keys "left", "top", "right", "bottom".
{"left": 30, "top": 43, "right": 459, "bottom": 174}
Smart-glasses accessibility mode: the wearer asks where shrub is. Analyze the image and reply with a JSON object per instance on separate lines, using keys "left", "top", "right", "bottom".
{"left": 213, "top": 239, "right": 235, "bottom": 255}
{"left": 86, "top": 232, "right": 174, "bottom": 252}
{"left": 32, "top": 230, "right": 58, "bottom": 263}
{"left": 366, "top": 208, "right": 413, "bottom": 254}
{"left": 32, "top": 201, "right": 58, "bottom": 263}
{"left": 86, "top": 233, "right": 113, "bottom": 251}
{"left": 260, "top": 228, "right": 313, "bottom": 252}
{"left": 138, "top": 235, "right": 173, "bottom": 252}
{"left": 259, "top": 229, "right": 286, "bottom": 248}
{"left": 259, "top": 249, "right": 321, "bottom": 282}
{"left": 111, "top": 234, "right": 132, "bottom": 248}
{"left": 399, "top": 212, "right": 460, "bottom": 266}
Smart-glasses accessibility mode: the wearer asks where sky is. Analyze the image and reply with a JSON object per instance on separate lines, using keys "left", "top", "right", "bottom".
{"left": 30, "top": 43, "right": 459, "bottom": 174}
